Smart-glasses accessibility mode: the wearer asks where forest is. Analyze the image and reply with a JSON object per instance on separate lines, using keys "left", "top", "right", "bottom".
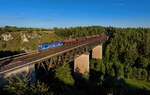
{"left": 0, "top": 26, "right": 150, "bottom": 95}
{"left": 55, "top": 26, "right": 150, "bottom": 81}
{"left": 0, "top": 26, "right": 51, "bottom": 34}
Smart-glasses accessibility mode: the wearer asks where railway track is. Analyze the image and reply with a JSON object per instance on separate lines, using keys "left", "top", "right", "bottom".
{"left": 0, "top": 53, "right": 27, "bottom": 61}
{"left": 0, "top": 51, "right": 39, "bottom": 62}
{"left": 0, "top": 36, "right": 107, "bottom": 74}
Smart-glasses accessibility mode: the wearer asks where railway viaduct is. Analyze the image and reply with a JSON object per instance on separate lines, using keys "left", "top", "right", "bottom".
{"left": 0, "top": 34, "right": 107, "bottom": 86}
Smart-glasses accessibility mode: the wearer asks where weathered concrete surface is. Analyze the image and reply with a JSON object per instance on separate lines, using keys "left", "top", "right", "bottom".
{"left": 92, "top": 45, "right": 102, "bottom": 59}
{"left": 74, "top": 53, "right": 89, "bottom": 74}
{"left": 0, "top": 64, "right": 36, "bottom": 87}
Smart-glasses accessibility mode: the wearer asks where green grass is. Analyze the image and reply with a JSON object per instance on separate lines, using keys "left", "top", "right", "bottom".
{"left": 125, "top": 79, "right": 150, "bottom": 91}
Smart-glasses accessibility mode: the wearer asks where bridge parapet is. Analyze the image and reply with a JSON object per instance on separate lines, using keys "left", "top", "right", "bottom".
{"left": 0, "top": 64, "right": 36, "bottom": 87}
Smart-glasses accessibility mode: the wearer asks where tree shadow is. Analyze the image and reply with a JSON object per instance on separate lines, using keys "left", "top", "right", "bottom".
{"left": 0, "top": 50, "right": 25, "bottom": 69}
{"left": 1, "top": 60, "right": 150, "bottom": 95}
{"left": 38, "top": 61, "right": 150, "bottom": 95}
{"left": 35, "top": 62, "right": 102, "bottom": 95}
{"left": 89, "top": 65, "right": 150, "bottom": 95}
{"left": 0, "top": 58, "right": 13, "bottom": 68}
{"left": 0, "top": 50, "right": 24, "bottom": 58}
{"left": 101, "top": 75, "right": 150, "bottom": 95}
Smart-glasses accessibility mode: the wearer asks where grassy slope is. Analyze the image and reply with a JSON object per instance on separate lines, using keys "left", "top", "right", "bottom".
{"left": 0, "top": 31, "right": 62, "bottom": 52}
{"left": 125, "top": 79, "right": 150, "bottom": 91}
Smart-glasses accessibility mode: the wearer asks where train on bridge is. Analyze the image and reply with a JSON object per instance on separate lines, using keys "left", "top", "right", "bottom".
{"left": 0, "top": 33, "right": 107, "bottom": 79}
{"left": 38, "top": 34, "right": 106, "bottom": 51}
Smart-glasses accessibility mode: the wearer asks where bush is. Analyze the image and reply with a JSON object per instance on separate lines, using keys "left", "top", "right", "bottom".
{"left": 3, "top": 74, "right": 52, "bottom": 95}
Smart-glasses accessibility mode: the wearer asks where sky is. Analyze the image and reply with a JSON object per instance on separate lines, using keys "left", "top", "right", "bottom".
{"left": 0, "top": 0, "right": 150, "bottom": 28}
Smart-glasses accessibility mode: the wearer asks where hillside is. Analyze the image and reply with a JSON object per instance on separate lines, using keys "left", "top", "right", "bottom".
{"left": 0, "top": 26, "right": 106, "bottom": 54}
{"left": 1, "top": 26, "right": 150, "bottom": 95}
{"left": 0, "top": 31, "right": 62, "bottom": 53}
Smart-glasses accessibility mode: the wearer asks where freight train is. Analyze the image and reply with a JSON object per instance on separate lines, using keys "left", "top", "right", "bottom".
{"left": 38, "top": 34, "right": 107, "bottom": 51}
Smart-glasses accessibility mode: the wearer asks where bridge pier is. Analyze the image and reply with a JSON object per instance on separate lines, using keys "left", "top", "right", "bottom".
{"left": 28, "top": 64, "right": 36, "bottom": 82}
{"left": 0, "top": 64, "right": 36, "bottom": 87}
{"left": 74, "top": 53, "right": 89, "bottom": 76}
{"left": 92, "top": 44, "right": 102, "bottom": 59}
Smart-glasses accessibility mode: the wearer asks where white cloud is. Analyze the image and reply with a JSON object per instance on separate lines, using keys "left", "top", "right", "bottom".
{"left": 113, "top": 0, "right": 125, "bottom": 6}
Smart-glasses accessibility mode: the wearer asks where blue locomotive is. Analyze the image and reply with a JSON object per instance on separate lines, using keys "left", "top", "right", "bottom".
{"left": 38, "top": 42, "right": 63, "bottom": 50}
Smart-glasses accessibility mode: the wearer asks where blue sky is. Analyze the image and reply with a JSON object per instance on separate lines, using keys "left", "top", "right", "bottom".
{"left": 0, "top": 0, "right": 150, "bottom": 28}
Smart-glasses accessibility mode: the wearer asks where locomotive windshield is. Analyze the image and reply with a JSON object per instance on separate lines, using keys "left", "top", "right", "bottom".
{"left": 38, "top": 45, "right": 42, "bottom": 48}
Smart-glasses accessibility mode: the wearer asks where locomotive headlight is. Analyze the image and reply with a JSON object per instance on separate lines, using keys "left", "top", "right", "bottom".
{"left": 38, "top": 45, "right": 42, "bottom": 48}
